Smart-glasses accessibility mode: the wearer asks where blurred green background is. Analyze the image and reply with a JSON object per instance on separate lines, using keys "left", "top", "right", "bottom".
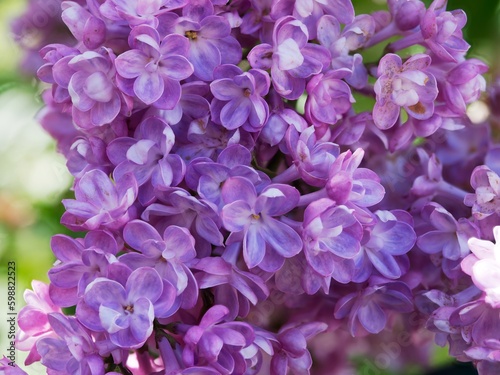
{"left": 0, "top": 0, "right": 498, "bottom": 374}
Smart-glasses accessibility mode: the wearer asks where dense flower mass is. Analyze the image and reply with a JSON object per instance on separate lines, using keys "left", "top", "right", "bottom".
{"left": 9, "top": 0, "right": 500, "bottom": 374}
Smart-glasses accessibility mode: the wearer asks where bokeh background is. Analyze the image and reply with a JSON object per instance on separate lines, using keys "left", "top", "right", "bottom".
{"left": 0, "top": 0, "right": 498, "bottom": 374}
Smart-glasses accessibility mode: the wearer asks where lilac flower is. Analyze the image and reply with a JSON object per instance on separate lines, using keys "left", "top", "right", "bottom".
{"left": 193, "top": 256, "right": 269, "bottom": 319}
{"left": 248, "top": 16, "right": 331, "bottom": 100}
{"left": 181, "top": 305, "right": 255, "bottom": 374}
{"left": 373, "top": 53, "right": 438, "bottom": 130}
{"left": 107, "top": 116, "right": 185, "bottom": 205}
{"left": 61, "top": 1, "right": 106, "bottom": 50}
{"left": 100, "top": 0, "right": 187, "bottom": 27}
{"left": 48, "top": 231, "right": 119, "bottom": 307}
{"left": 120, "top": 219, "right": 198, "bottom": 308}
{"left": 334, "top": 278, "right": 414, "bottom": 336}
{"left": 353, "top": 210, "right": 416, "bottom": 282}
{"left": 185, "top": 144, "right": 268, "bottom": 209}
{"left": 76, "top": 267, "right": 177, "bottom": 348}
{"left": 325, "top": 148, "right": 385, "bottom": 220}
{"left": 271, "top": 322, "right": 327, "bottom": 375}
{"left": 116, "top": 25, "right": 193, "bottom": 109}
{"left": 463, "top": 226, "right": 500, "bottom": 308}
{"left": 64, "top": 50, "right": 130, "bottom": 129}
{"left": 16, "top": 281, "right": 61, "bottom": 365}
{"left": 61, "top": 169, "right": 138, "bottom": 231}
{"left": 465, "top": 166, "right": 500, "bottom": 221}
{"left": 305, "top": 68, "right": 354, "bottom": 127}
{"left": 210, "top": 64, "right": 270, "bottom": 132}
{"left": 271, "top": 0, "right": 354, "bottom": 39}
{"left": 36, "top": 313, "right": 105, "bottom": 374}
{"left": 67, "top": 136, "right": 113, "bottom": 179}
{"left": 221, "top": 176, "right": 302, "bottom": 270}
{"left": 417, "top": 203, "right": 479, "bottom": 261}
{"left": 301, "top": 199, "right": 363, "bottom": 283}
{"left": 159, "top": 6, "right": 241, "bottom": 81}
{"left": 142, "top": 188, "right": 223, "bottom": 257}
{"left": 276, "top": 126, "right": 339, "bottom": 187}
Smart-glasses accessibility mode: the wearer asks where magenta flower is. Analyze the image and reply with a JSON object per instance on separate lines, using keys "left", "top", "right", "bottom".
{"left": 61, "top": 1, "right": 106, "bottom": 50}
{"left": 61, "top": 169, "right": 138, "bottom": 231}
{"left": 465, "top": 166, "right": 500, "bottom": 221}
{"left": 76, "top": 267, "right": 176, "bottom": 348}
{"left": 373, "top": 53, "right": 438, "bottom": 130}
{"left": 210, "top": 64, "right": 270, "bottom": 132}
{"left": 248, "top": 16, "right": 331, "bottom": 100}
{"left": 221, "top": 176, "right": 303, "bottom": 270}
{"left": 116, "top": 25, "right": 193, "bottom": 109}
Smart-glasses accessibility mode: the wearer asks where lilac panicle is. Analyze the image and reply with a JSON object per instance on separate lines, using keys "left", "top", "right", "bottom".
{"left": 12, "top": 0, "right": 494, "bottom": 373}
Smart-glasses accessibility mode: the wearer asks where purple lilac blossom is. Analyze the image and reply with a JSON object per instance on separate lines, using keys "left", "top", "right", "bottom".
{"left": 373, "top": 53, "right": 438, "bottom": 130}
{"left": 11, "top": 0, "right": 496, "bottom": 374}
{"left": 115, "top": 25, "right": 193, "bottom": 109}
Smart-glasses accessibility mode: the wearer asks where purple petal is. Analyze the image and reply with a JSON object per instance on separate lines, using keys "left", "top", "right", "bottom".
{"left": 244, "top": 225, "right": 266, "bottom": 268}
{"left": 134, "top": 72, "right": 164, "bottom": 104}
{"left": 260, "top": 217, "right": 302, "bottom": 258}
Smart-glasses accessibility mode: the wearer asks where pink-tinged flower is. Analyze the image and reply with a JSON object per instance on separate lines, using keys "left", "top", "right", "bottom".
{"left": 36, "top": 313, "right": 105, "bottom": 374}
{"left": 76, "top": 267, "right": 177, "bottom": 348}
{"left": 65, "top": 50, "right": 131, "bottom": 129}
{"left": 61, "top": 169, "right": 138, "bottom": 232}
{"left": 301, "top": 199, "right": 363, "bottom": 282}
{"left": 107, "top": 117, "right": 185, "bottom": 205}
{"left": 0, "top": 357, "right": 28, "bottom": 375}
{"left": 48, "top": 231, "right": 119, "bottom": 307}
{"left": 271, "top": 0, "right": 354, "bottom": 39}
{"left": 248, "top": 16, "right": 330, "bottom": 100}
{"left": 334, "top": 278, "right": 414, "bottom": 336}
{"left": 463, "top": 226, "right": 500, "bottom": 308}
{"left": 373, "top": 53, "right": 438, "bottom": 130}
{"left": 120, "top": 220, "right": 198, "bottom": 308}
{"left": 116, "top": 25, "right": 193, "bottom": 109}
{"left": 159, "top": 4, "right": 242, "bottom": 81}
{"left": 181, "top": 305, "right": 255, "bottom": 374}
{"left": 305, "top": 68, "right": 354, "bottom": 127}
{"left": 100, "top": 0, "right": 187, "bottom": 27}
{"left": 417, "top": 203, "right": 479, "bottom": 261}
{"left": 353, "top": 210, "right": 415, "bottom": 282}
{"left": 221, "top": 176, "right": 303, "bottom": 271}
{"left": 210, "top": 64, "right": 270, "bottom": 132}
{"left": 465, "top": 166, "right": 500, "bottom": 221}
{"left": 16, "top": 281, "right": 62, "bottom": 365}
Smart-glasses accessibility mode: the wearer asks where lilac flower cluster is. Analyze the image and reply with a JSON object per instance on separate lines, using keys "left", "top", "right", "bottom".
{"left": 9, "top": 0, "right": 500, "bottom": 374}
